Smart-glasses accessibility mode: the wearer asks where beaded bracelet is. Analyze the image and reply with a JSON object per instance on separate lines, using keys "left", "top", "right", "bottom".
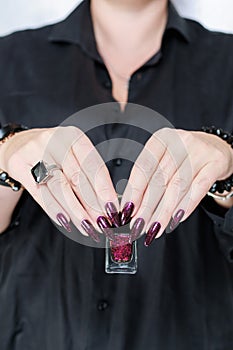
{"left": 201, "top": 126, "right": 233, "bottom": 201}
{"left": 0, "top": 169, "right": 22, "bottom": 191}
{"left": 0, "top": 123, "right": 27, "bottom": 191}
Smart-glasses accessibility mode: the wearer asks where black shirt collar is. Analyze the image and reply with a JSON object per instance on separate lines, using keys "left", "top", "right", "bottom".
{"left": 48, "top": 0, "right": 191, "bottom": 62}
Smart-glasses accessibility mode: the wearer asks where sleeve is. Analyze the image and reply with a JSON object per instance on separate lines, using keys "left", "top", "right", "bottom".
{"left": 0, "top": 191, "right": 27, "bottom": 237}
{"left": 202, "top": 196, "right": 233, "bottom": 263}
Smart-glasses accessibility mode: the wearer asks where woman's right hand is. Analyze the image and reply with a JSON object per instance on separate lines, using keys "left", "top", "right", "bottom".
{"left": 0, "top": 126, "right": 120, "bottom": 241}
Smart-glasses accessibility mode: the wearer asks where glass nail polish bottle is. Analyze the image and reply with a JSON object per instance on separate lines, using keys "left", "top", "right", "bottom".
{"left": 105, "top": 193, "right": 137, "bottom": 274}
{"left": 105, "top": 230, "right": 137, "bottom": 274}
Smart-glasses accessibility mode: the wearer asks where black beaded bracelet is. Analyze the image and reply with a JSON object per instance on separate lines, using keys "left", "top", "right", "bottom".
{"left": 201, "top": 126, "right": 233, "bottom": 200}
{"left": 0, "top": 123, "right": 28, "bottom": 192}
{"left": 0, "top": 169, "right": 22, "bottom": 191}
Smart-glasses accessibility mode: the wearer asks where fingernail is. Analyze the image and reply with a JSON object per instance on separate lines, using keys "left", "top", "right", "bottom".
{"left": 56, "top": 213, "right": 72, "bottom": 232}
{"left": 105, "top": 202, "right": 121, "bottom": 227}
{"left": 81, "top": 219, "right": 101, "bottom": 243}
{"left": 97, "top": 216, "right": 114, "bottom": 240}
{"left": 121, "top": 202, "right": 135, "bottom": 226}
{"left": 130, "top": 218, "right": 145, "bottom": 243}
{"left": 144, "top": 222, "right": 161, "bottom": 247}
{"left": 169, "top": 209, "right": 185, "bottom": 232}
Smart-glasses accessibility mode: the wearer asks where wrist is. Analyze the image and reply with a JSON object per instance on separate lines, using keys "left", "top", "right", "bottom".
{"left": 201, "top": 126, "right": 233, "bottom": 201}
{"left": 214, "top": 196, "right": 233, "bottom": 209}
{"left": 0, "top": 122, "right": 28, "bottom": 191}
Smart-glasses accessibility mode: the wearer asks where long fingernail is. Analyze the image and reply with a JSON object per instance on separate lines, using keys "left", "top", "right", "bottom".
{"left": 105, "top": 202, "right": 121, "bottom": 227}
{"left": 121, "top": 202, "right": 135, "bottom": 226}
{"left": 97, "top": 216, "right": 114, "bottom": 240}
{"left": 81, "top": 219, "right": 101, "bottom": 243}
{"left": 169, "top": 209, "right": 185, "bottom": 232}
{"left": 56, "top": 213, "right": 72, "bottom": 232}
{"left": 144, "top": 222, "right": 161, "bottom": 247}
{"left": 130, "top": 218, "right": 145, "bottom": 243}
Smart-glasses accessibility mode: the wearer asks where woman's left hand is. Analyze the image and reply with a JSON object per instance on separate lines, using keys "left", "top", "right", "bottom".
{"left": 121, "top": 128, "right": 233, "bottom": 246}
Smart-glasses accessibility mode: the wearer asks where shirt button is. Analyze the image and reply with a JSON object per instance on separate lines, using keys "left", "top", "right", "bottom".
{"left": 14, "top": 220, "right": 20, "bottom": 227}
{"left": 114, "top": 158, "right": 122, "bottom": 166}
{"left": 104, "top": 80, "right": 111, "bottom": 89}
{"left": 97, "top": 300, "right": 109, "bottom": 311}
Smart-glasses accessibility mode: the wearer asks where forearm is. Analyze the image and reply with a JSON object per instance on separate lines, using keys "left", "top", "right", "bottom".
{"left": 215, "top": 197, "right": 233, "bottom": 209}
{"left": 0, "top": 186, "right": 23, "bottom": 233}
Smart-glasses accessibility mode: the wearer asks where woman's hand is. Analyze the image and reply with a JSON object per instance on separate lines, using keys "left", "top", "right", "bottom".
{"left": 121, "top": 128, "right": 233, "bottom": 246}
{"left": 0, "top": 126, "right": 119, "bottom": 241}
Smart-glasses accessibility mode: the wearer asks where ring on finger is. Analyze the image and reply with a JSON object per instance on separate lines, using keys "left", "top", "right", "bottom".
{"left": 31, "top": 160, "right": 61, "bottom": 184}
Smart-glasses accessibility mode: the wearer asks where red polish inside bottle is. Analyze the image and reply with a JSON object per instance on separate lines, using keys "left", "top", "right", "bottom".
{"left": 110, "top": 234, "right": 133, "bottom": 263}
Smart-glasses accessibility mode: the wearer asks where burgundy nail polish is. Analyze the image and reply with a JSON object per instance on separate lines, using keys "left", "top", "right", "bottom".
{"left": 144, "top": 222, "right": 161, "bottom": 247}
{"left": 105, "top": 232, "right": 138, "bottom": 274}
{"left": 110, "top": 235, "right": 133, "bottom": 263}
{"left": 169, "top": 209, "right": 185, "bottom": 231}
{"left": 81, "top": 219, "right": 101, "bottom": 243}
{"left": 121, "top": 202, "right": 135, "bottom": 226}
{"left": 105, "top": 202, "right": 121, "bottom": 227}
{"left": 56, "top": 213, "right": 72, "bottom": 232}
{"left": 130, "top": 218, "right": 145, "bottom": 243}
{"left": 97, "top": 216, "right": 114, "bottom": 240}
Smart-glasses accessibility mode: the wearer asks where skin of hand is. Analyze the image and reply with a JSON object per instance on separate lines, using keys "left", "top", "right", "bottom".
{"left": 121, "top": 128, "right": 233, "bottom": 240}
{"left": 0, "top": 126, "right": 119, "bottom": 237}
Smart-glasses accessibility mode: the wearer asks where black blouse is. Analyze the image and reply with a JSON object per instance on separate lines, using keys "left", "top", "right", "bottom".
{"left": 0, "top": 1, "right": 233, "bottom": 349}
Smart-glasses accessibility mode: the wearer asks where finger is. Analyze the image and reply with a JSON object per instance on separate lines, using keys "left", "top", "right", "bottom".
{"left": 19, "top": 165, "right": 73, "bottom": 234}
{"left": 130, "top": 147, "right": 206, "bottom": 246}
{"left": 148, "top": 162, "right": 214, "bottom": 239}
{"left": 144, "top": 173, "right": 190, "bottom": 240}
{"left": 62, "top": 150, "right": 108, "bottom": 228}
{"left": 121, "top": 133, "right": 166, "bottom": 216}
{"left": 129, "top": 142, "right": 189, "bottom": 231}
{"left": 121, "top": 128, "right": 190, "bottom": 226}
{"left": 172, "top": 163, "right": 217, "bottom": 222}
{"left": 43, "top": 164, "right": 101, "bottom": 241}
{"left": 47, "top": 126, "right": 119, "bottom": 216}
{"left": 71, "top": 132, "right": 120, "bottom": 225}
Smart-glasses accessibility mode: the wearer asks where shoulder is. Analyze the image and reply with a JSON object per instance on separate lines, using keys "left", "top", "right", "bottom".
{"left": 185, "top": 18, "right": 233, "bottom": 56}
{"left": 0, "top": 24, "right": 54, "bottom": 61}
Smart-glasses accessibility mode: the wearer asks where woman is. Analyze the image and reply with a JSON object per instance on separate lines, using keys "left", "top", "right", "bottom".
{"left": 0, "top": 0, "right": 233, "bottom": 349}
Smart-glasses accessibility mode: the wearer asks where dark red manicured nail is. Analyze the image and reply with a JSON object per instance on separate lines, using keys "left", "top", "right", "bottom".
{"left": 121, "top": 202, "right": 135, "bottom": 226}
{"left": 110, "top": 234, "right": 133, "bottom": 263}
{"left": 144, "top": 222, "right": 161, "bottom": 247}
{"left": 81, "top": 219, "right": 101, "bottom": 243}
{"left": 169, "top": 209, "right": 185, "bottom": 232}
{"left": 56, "top": 213, "right": 72, "bottom": 232}
{"left": 130, "top": 218, "right": 145, "bottom": 243}
{"left": 105, "top": 202, "right": 121, "bottom": 227}
{"left": 97, "top": 216, "right": 114, "bottom": 240}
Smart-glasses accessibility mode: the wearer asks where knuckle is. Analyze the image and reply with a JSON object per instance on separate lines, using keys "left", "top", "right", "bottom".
{"left": 138, "top": 155, "right": 155, "bottom": 174}
{"left": 131, "top": 186, "right": 143, "bottom": 197}
{"left": 70, "top": 170, "right": 81, "bottom": 187}
{"left": 82, "top": 154, "right": 98, "bottom": 172}
{"left": 96, "top": 186, "right": 115, "bottom": 204}
{"left": 195, "top": 177, "right": 212, "bottom": 192}
{"left": 48, "top": 174, "right": 68, "bottom": 190}
{"left": 74, "top": 131, "right": 91, "bottom": 148}
{"left": 170, "top": 177, "right": 188, "bottom": 193}
{"left": 153, "top": 170, "right": 169, "bottom": 187}
{"left": 66, "top": 125, "right": 83, "bottom": 139}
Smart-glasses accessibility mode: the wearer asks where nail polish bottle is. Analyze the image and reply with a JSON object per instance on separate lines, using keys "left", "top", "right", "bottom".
{"left": 105, "top": 231, "right": 137, "bottom": 274}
